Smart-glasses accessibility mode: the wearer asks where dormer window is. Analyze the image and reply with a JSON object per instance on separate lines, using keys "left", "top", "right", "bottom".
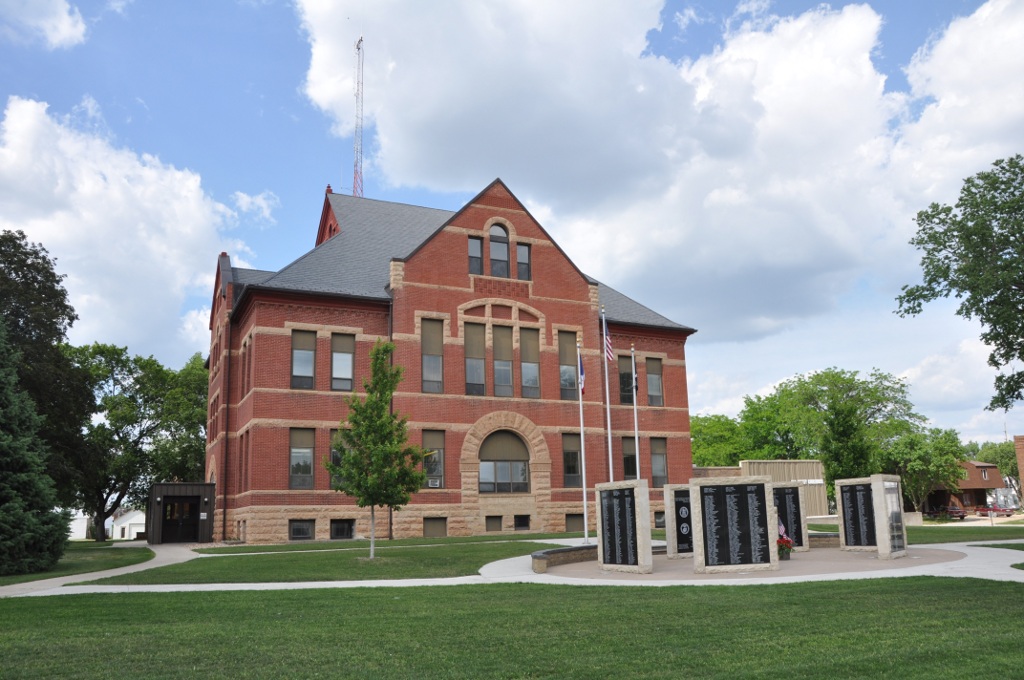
{"left": 489, "top": 225, "right": 509, "bottom": 278}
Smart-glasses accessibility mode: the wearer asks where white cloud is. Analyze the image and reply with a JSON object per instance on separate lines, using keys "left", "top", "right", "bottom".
{"left": 288, "top": 1, "right": 1024, "bottom": 438}
{"left": 0, "top": 0, "right": 86, "bottom": 49}
{"left": 232, "top": 189, "right": 281, "bottom": 225}
{"left": 0, "top": 95, "right": 246, "bottom": 367}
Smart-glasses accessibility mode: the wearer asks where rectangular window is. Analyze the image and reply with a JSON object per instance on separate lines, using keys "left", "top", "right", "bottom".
{"left": 516, "top": 243, "right": 531, "bottom": 281}
{"left": 468, "top": 237, "right": 483, "bottom": 275}
{"left": 465, "top": 323, "right": 485, "bottom": 396}
{"left": 289, "top": 428, "right": 314, "bottom": 489}
{"left": 493, "top": 326, "right": 513, "bottom": 397}
{"left": 651, "top": 437, "right": 667, "bottom": 488}
{"left": 291, "top": 330, "right": 315, "bottom": 389}
{"left": 646, "top": 358, "right": 663, "bottom": 406}
{"left": 479, "top": 461, "right": 529, "bottom": 493}
{"left": 485, "top": 515, "right": 503, "bottom": 532}
{"left": 421, "top": 319, "right": 443, "bottom": 393}
{"left": 423, "top": 430, "right": 444, "bottom": 488}
{"left": 618, "top": 356, "right": 634, "bottom": 405}
{"left": 558, "top": 331, "right": 578, "bottom": 400}
{"left": 329, "top": 433, "right": 344, "bottom": 489}
{"left": 562, "top": 433, "right": 582, "bottom": 488}
{"left": 330, "top": 519, "right": 354, "bottom": 540}
{"left": 514, "top": 514, "right": 530, "bottom": 531}
{"left": 289, "top": 519, "right": 314, "bottom": 540}
{"left": 520, "top": 327, "right": 540, "bottom": 398}
{"left": 565, "top": 514, "right": 585, "bottom": 533}
{"left": 331, "top": 333, "right": 355, "bottom": 391}
{"left": 622, "top": 437, "right": 637, "bottom": 480}
{"left": 491, "top": 239, "right": 509, "bottom": 278}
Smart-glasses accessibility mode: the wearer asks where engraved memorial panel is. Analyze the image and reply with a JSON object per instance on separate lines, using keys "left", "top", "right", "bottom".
{"left": 700, "top": 483, "right": 771, "bottom": 567}
{"left": 599, "top": 486, "right": 638, "bottom": 566}
{"left": 840, "top": 483, "right": 876, "bottom": 547}
{"left": 773, "top": 485, "right": 803, "bottom": 548}
{"left": 674, "top": 488, "right": 693, "bottom": 554}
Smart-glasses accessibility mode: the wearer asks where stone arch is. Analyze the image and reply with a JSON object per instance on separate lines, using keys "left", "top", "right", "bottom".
{"left": 460, "top": 411, "right": 551, "bottom": 498}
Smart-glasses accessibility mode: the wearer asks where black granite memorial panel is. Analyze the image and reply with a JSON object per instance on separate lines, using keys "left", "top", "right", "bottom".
{"left": 840, "top": 483, "right": 876, "bottom": 547}
{"left": 673, "top": 488, "right": 693, "bottom": 554}
{"left": 700, "top": 483, "right": 771, "bottom": 566}
{"left": 600, "top": 487, "right": 638, "bottom": 566}
{"left": 773, "top": 486, "right": 803, "bottom": 548}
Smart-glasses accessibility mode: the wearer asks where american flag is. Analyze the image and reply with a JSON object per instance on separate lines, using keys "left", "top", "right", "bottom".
{"left": 578, "top": 353, "right": 586, "bottom": 395}
{"left": 604, "top": 329, "right": 614, "bottom": 362}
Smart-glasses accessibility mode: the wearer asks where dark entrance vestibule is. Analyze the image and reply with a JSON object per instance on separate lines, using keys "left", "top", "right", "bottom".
{"left": 147, "top": 482, "right": 216, "bottom": 544}
{"left": 161, "top": 496, "right": 200, "bottom": 543}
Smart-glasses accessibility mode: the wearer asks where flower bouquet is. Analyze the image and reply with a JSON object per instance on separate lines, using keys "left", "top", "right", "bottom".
{"left": 777, "top": 536, "right": 794, "bottom": 560}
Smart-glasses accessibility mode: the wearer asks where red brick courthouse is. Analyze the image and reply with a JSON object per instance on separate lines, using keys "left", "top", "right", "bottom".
{"left": 206, "top": 180, "right": 696, "bottom": 543}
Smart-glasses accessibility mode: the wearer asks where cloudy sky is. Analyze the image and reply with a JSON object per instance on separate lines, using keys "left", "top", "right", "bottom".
{"left": 2, "top": 0, "right": 1022, "bottom": 443}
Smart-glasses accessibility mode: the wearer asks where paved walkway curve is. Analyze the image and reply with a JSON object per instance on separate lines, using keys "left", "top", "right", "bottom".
{"left": 3, "top": 538, "right": 1023, "bottom": 598}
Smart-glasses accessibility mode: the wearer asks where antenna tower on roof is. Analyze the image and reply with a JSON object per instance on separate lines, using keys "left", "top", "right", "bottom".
{"left": 352, "top": 35, "right": 364, "bottom": 198}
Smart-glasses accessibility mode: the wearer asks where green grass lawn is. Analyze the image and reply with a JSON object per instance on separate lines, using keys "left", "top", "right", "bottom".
{"left": 0, "top": 541, "right": 153, "bottom": 586}
{"left": 2, "top": 578, "right": 1023, "bottom": 678}
{"left": 195, "top": 532, "right": 583, "bottom": 554}
{"left": 804, "top": 524, "right": 1024, "bottom": 544}
{"left": 85, "top": 540, "right": 553, "bottom": 585}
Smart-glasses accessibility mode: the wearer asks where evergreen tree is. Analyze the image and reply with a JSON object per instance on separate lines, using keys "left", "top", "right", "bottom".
{"left": 0, "top": 319, "right": 69, "bottom": 575}
{"left": 327, "top": 341, "right": 426, "bottom": 558}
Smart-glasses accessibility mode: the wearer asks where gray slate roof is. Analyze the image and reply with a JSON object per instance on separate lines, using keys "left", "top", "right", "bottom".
{"left": 232, "top": 192, "right": 692, "bottom": 332}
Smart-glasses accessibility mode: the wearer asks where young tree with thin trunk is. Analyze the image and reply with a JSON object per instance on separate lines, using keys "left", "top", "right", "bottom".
{"left": 327, "top": 341, "right": 426, "bottom": 558}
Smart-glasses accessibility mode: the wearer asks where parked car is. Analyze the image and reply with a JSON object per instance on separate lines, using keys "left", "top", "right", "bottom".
{"left": 975, "top": 505, "right": 1016, "bottom": 518}
{"left": 923, "top": 506, "right": 966, "bottom": 520}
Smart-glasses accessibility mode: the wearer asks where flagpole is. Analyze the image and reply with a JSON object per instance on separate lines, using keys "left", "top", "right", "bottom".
{"left": 631, "top": 343, "right": 640, "bottom": 480}
{"left": 577, "top": 341, "right": 589, "bottom": 544}
{"left": 601, "top": 306, "right": 614, "bottom": 483}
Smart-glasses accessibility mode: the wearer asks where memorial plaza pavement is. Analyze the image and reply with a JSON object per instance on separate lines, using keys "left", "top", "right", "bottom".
{"left": 3, "top": 522, "right": 1024, "bottom": 598}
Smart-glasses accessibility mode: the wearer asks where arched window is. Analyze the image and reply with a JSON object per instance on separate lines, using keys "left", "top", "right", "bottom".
{"left": 479, "top": 430, "right": 529, "bottom": 493}
{"left": 489, "top": 224, "right": 509, "bottom": 278}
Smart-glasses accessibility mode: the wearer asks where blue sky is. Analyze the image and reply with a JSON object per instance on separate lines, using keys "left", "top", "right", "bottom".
{"left": 2, "top": 0, "right": 1023, "bottom": 443}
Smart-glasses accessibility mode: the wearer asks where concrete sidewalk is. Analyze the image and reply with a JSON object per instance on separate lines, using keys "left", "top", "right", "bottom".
{"left": 4, "top": 536, "right": 1024, "bottom": 597}
{"left": 0, "top": 541, "right": 201, "bottom": 598}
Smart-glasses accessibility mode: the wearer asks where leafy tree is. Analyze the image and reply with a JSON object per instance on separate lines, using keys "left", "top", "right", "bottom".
{"left": 818, "top": 392, "right": 874, "bottom": 496}
{"left": 64, "top": 344, "right": 171, "bottom": 541}
{"left": 326, "top": 341, "right": 426, "bottom": 558}
{"left": 0, "top": 229, "right": 92, "bottom": 505}
{"left": 139, "top": 353, "right": 208, "bottom": 504}
{"left": 968, "top": 440, "right": 1020, "bottom": 498}
{"left": 880, "top": 429, "right": 967, "bottom": 512}
{"left": 738, "top": 391, "right": 807, "bottom": 460}
{"left": 896, "top": 154, "right": 1024, "bottom": 411}
{"left": 690, "top": 414, "right": 745, "bottom": 466}
{"left": 0, "top": 319, "right": 69, "bottom": 575}
{"left": 737, "top": 368, "right": 923, "bottom": 471}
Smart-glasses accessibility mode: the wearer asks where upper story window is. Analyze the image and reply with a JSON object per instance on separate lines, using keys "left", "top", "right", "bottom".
{"left": 493, "top": 326, "right": 513, "bottom": 397}
{"left": 618, "top": 356, "right": 634, "bottom": 405}
{"left": 291, "top": 330, "right": 315, "bottom": 389}
{"left": 646, "top": 358, "right": 663, "bottom": 406}
{"left": 516, "top": 244, "right": 531, "bottom": 281}
{"left": 421, "top": 319, "right": 444, "bottom": 394}
{"left": 622, "top": 437, "right": 637, "bottom": 479}
{"left": 465, "top": 323, "right": 486, "bottom": 396}
{"left": 489, "top": 225, "right": 509, "bottom": 278}
{"left": 558, "top": 331, "right": 578, "bottom": 400}
{"left": 468, "top": 236, "right": 483, "bottom": 275}
{"left": 520, "top": 327, "right": 540, "bottom": 398}
{"left": 331, "top": 334, "right": 355, "bottom": 391}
